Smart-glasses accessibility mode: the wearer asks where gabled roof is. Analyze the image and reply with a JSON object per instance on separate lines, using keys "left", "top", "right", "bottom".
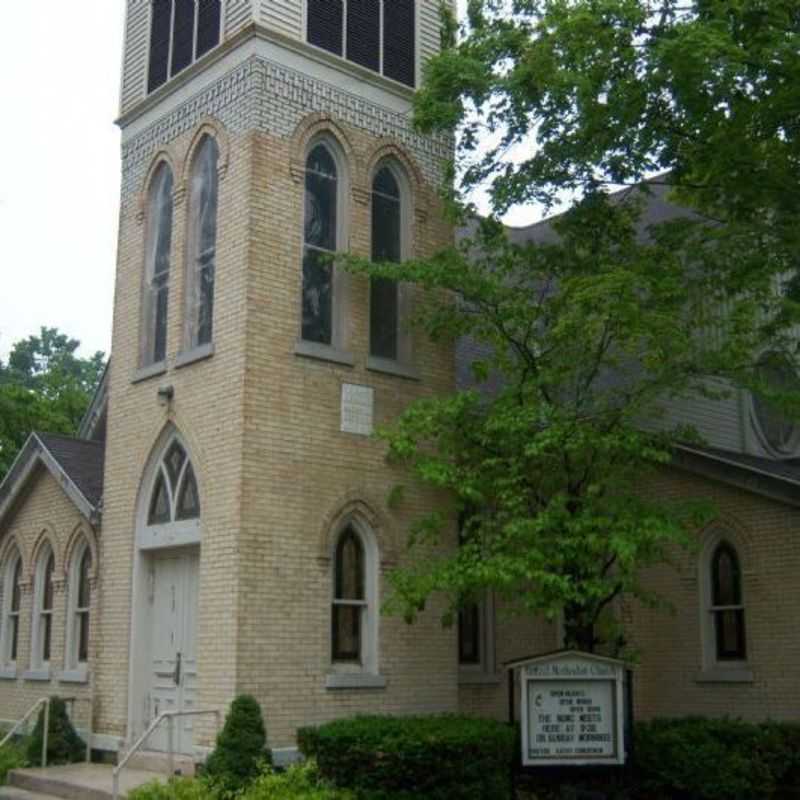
{"left": 0, "top": 433, "right": 105, "bottom": 528}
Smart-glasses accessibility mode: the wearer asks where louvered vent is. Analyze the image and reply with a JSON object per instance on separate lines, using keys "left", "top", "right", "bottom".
{"left": 383, "top": 0, "right": 416, "bottom": 87}
{"left": 347, "top": 0, "right": 380, "bottom": 72}
{"left": 307, "top": 0, "right": 344, "bottom": 56}
{"left": 171, "top": 0, "right": 196, "bottom": 76}
{"left": 197, "top": 0, "right": 222, "bottom": 59}
{"left": 147, "top": 0, "right": 172, "bottom": 93}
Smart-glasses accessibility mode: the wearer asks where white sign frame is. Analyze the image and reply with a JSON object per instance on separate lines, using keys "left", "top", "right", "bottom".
{"left": 516, "top": 651, "right": 627, "bottom": 767}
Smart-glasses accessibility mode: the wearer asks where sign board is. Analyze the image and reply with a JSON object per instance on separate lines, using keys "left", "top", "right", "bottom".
{"left": 341, "top": 384, "right": 374, "bottom": 436}
{"left": 515, "top": 651, "right": 627, "bottom": 767}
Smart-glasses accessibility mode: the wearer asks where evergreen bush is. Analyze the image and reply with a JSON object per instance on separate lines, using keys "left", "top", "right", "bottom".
{"left": 26, "top": 697, "right": 85, "bottom": 766}
{"left": 203, "top": 695, "right": 271, "bottom": 795}
{"left": 297, "top": 714, "right": 515, "bottom": 800}
{"left": 0, "top": 742, "right": 27, "bottom": 785}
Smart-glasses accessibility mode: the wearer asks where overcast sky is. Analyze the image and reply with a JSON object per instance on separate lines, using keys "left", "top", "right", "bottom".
{"left": 0, "top": 2, "right": 534, "bottom": 363}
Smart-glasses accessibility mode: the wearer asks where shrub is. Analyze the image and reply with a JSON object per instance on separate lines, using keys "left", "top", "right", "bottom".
{"left": 26, "top": 697, "right": 85, "bottom": 766}
{"left": 128, "top": 777, "right": 214, "bottom": 800}
{"left": 203, "top": 695, "right": 271, "bottom": 796}
{"left": 634, "top": 717, "right": 800, "bottom": 800}
{"left": 297, "top": 714, "right": 516, "bottom": 800}
{"left": 241, "top": 761, "right": 355, "bottom": 800}
{"left": 0, "top": 742, "right": 27, "bottom": 785}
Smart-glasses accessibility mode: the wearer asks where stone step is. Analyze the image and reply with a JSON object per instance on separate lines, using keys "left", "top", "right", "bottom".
{"left": 125, "top": 750, "right": 197, "bottom": 777}
{"left": 7, "top": 764, "right": 165, "bottom": 800}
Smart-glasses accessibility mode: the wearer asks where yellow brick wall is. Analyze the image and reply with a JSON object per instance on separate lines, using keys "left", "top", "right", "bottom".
{"left": 0, "top": 468, "right": 96, "bottom": 734}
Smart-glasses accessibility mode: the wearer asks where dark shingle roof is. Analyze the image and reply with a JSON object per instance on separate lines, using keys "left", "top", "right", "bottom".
{"left": 36, "top": 433, "right": 105, "bottom": 507}
{"left": 678, "top": 443, "right": 800, "bottom": 487}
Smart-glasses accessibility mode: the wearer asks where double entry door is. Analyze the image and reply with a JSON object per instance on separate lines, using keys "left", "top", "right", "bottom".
{"left": 147, "top": 548, "right": 199, "bottom": 755}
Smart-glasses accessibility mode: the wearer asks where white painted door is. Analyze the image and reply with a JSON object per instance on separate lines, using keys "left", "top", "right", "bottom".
{"left": 147, "top": 549, "right": 200, "bottom": 755}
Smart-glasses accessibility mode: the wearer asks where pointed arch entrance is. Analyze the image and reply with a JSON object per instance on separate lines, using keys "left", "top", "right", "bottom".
{"left": 129, "top": 430, "right": 202, "bottom": 756}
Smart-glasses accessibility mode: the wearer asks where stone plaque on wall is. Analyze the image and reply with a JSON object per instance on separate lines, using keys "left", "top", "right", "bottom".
{"left": 341, "top": 384, "right": 374, "bottom": 436}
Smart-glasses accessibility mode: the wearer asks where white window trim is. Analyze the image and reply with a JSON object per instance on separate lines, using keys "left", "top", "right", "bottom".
{"left": 698, "top": 532, "right": 751, "bottom": 680}
{"left": 30, "top": 547, "right": 54, "bottom": 675}
{"left": 298, "top": 136, "right": 353, "bottom": 359}
{"left": 458, "top": 591, "right": 499, "bottom": 685}
{"left": 327, "top": 519, "right": 382, "bottom": 688}
{"left": 64, "top": 540, "right": 91, "bottom": 677}
{"left": 0, "top": 553, "right": 21, "bottom": 672}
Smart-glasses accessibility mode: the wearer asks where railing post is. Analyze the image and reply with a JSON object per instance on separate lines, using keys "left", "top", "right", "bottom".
{"left": 112, "top": 770, "right": 119, "bottom": 800}
{"left": 167, "top": 714, "right": 175, "bottom": 777}
{"left": 41, "top": 699, "right": 50, "bottom": 769}
{"left": 86, "top": 694, "right": 93, "bottom": 764}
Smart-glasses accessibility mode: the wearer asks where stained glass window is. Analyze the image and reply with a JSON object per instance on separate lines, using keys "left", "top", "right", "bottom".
{"left": 177, "top": 463, "right": 201, "bottom": 521}
{"left": 370, "top": 166, "right": 402, "bottom": 360}
{"left": 145, "top": 164, "right": 174, "bottom": 365}
{"left": 188, "top": 136, "right": 219, "bottom": 348}
{"left": 303, "top": 144, "right": 338, "bottom": 345}
{"left": 753, "top": 355, "right": 798, "bottom": 454}
{"left": 148, "top": 473, "right": 171, "bottom": 525}
{"left": 8, "top": 557, "right": 22, "bottom": 663}
{"left": 76, "top": 548, "right": 92, "bottom": 664}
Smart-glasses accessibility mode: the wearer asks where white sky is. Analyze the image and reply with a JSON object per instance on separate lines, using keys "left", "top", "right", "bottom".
{"left": 0, "top": 2, "right": 536, "bottom": 363}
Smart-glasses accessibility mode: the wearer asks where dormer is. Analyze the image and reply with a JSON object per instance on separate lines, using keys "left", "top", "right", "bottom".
{"left": 120, "top": 1, "right": 450, "bottom": 121}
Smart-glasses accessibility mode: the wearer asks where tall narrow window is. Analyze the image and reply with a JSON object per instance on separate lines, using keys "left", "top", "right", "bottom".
{"left": 370, "top": 166, "right": 402, "bottom": 361}
{"left": 32, "top": 549, "right": 55, "bottom": 668}
{"left": 347, "top": 0, "right": 380, "bottom": 71}
{"left": 458, "top": 603, "right": 481, "bottom": 665}
{"left": 148, "top": 0, "right": 222, "bottom": 94}
{"left": 66, "top": 542, "right": 92, "bottom": 672}
{"left": 144, "top": 164, "right": 174, "bottom": 366}
{"left": 383, "top": 0, "right": 416, "bottom": 86}
{"left": 303, "top": 144, "right": 338, "bottom": 345}
{"left": 2, "top": 554, "right": 22, "bottom": 666}
{"left": 332, "top": 528, "right": 366, "bottom": 662}
{"left": 186, "top": 136, "right": 219, "bottom": 348}
{"left": 710, "top": 542, "right": 746, "bottom": 661}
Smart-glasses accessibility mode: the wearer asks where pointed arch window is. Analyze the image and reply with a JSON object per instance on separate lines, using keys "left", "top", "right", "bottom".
{"left": 147, "top": 439, "right": 201, "bottom": 526}
{"left": 31, "top": 547, "right": 55, "bottom": 670}
{"left": 332, "top": 528, "right": 366, "bottom": 662}
{"left": 186, "top": 135, "right": 219, "bottom": 349}
{"left": 1, "top": 553, "right": 22, "bottom": 667}
{"left": 143, "top": 163, "right": 174, "bottom": 366}
{"left": 148, "top": 0, "right": 222, "bottom": 94}
{"left": 303, "top": 143, "right": 339, "bottom": 345}
{"left": 370, "top": 165, "right": 404, "bottom": 361}
{"left": 710, "top": 542, "right": 746, "bottom": 661}
{"left": 65, "top": 541, "right": 92, "bottom": 674}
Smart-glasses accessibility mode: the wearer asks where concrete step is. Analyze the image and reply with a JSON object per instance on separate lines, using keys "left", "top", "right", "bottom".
{"left": 0, "top": 787, "right": 63, "bottom": 800}
{"left": 125, "top": 750, "right": 197, "bottom": 777}
{"left": 7, "top": 764, "right": 165, "bottom": 800}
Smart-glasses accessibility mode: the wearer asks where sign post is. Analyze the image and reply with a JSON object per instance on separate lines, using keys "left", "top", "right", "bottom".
{"left": 508, "top": 651, "right": 629, "bottom": 768}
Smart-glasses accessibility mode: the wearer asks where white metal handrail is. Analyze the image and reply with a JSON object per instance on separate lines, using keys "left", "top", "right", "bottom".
{"left": 0, "top": 697, "right": 50, "bottom": 768}
{"left": 112, "top": 708, "right": 221, "bottom": 800}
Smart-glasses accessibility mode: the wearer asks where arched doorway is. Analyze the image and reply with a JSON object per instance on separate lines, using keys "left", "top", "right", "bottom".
{"left": 129, "top": 433, "right": 201, "bottom": 756}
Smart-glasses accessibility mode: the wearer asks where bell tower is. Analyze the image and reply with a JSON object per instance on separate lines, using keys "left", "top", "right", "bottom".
{"left": 100, "top": 0, "right": 457, "bottom": 755}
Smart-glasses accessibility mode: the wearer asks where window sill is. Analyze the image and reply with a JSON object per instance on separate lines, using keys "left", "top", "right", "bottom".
{"left": 295, "top": 340, "right": 355, "bottom": 367}
{"left": 325, "top": 673, "right": 387, "bottom": 691}
{"left": 175, "top": 343, "right": 214, "bottom": 369}
{"left": 367, "top": 357, "right": 420, "bottom": 381}
{"left": 0, "top": 667, "right": 16, "bottom": 680}
{"left": 458, "top": 671, "right": 503, "bottom": 687}
{"left": 694, "top": 667, "right": 754, "bottom": 684}
{"left": 132, "top": 361, "right": 167, "bottom": 384}
{"left": 58, "top": 667, "right": 89, "bottom": 685}
{"left": 23, "top": 668, "right": 50, "bottom": 682}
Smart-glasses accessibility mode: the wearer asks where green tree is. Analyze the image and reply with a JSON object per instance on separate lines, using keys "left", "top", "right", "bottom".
{"left": 0, "top": 328, "right": 106, "bottom": 481}
{"left": 343, "top": 0, "right": 800, "bottom": 651}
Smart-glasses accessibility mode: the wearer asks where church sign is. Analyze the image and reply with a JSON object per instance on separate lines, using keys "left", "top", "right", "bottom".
{"left": 513, "top": 651, "right": 627, "bottom": 767}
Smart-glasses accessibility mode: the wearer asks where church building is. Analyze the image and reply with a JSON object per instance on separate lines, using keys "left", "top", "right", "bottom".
{"left": 0, "top": 0, "right": 797, "bottom": 772}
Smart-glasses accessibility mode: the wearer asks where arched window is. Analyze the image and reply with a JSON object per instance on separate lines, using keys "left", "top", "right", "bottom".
{"left": 32, "top": 546, "right": 55, "bottom": 669}
{"left": 303, "top": 142, "right": 340, "bottom": 345}
{"left": 148, "top": 439, "right": 201, "bottom": 526}
{"left": 143, "top": 163, "right": 174, "bottom": 366}
{"left": 752, "top": 353, "right": 799, "bottom": 455}
{"left": 1, "top": 552, "right": 22, "bottom": 667}
{"left": 332, "top": 528, "right": 365, "bottom": 662}
{"left": 370, "top": 165, "right": 404, "bottom": 361}
{"left": 65, "top": 541, "right": 92, "bottom": 673}
{"left": 710, "top": 542, "right": 746, "bottom": 661}
{"left": 148, "top": 0, "right": 222, "bottom": 93}
{"left": 186, "top": 135, "right": 219, "bottom": 348}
